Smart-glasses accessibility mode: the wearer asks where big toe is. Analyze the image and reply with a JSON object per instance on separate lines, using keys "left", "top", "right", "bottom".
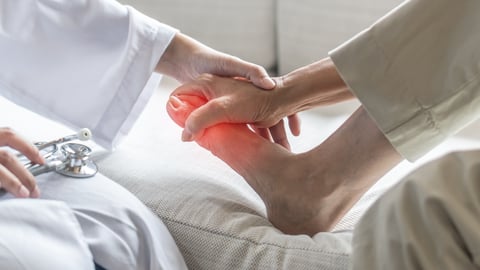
{"left": 167, "top": 95, "right": 207, "bottom": 127}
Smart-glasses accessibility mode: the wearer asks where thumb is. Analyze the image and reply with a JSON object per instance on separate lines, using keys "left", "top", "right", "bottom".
{"left": 183, "top": 99, "right": 230, "bottom": 141}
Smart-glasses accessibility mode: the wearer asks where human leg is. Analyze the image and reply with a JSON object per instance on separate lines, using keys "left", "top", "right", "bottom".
{"left": 351, "top": 150, "right": 480, "bottom": 269}
{"left": 167, "top": 95, "right": 400, "bottom": 236}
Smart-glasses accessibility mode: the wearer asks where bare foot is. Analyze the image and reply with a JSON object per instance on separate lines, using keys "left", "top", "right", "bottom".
{"left": 167, "top": 94, "right": 357, "bottom": 236}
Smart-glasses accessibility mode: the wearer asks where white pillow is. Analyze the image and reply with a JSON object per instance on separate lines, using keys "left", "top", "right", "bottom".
{"left": 96, "top": 79, "right": 353, "bottom": 269}
{"left": 5, "top": 77, "right": 477, "bottom": 269}
{"left": 97, "top": 78, "right": 480, "bottom": 269}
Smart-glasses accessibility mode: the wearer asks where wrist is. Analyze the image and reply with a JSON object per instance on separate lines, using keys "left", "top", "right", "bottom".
{"left": 273, "top": 58, "right": 354, "bottom": 116}
{"left": 155, "top": 32, "right": 180, "bottom": 75}
{"left": 155, "top": 33, "right": 203, "bottom": 80}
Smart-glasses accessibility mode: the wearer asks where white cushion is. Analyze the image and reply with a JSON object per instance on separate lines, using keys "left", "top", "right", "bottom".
{"left": 276, "top": 0, "right": 404, "bottom": 75}
{"left": 96, "top": 78, "right": 353, "bottom": 269}
{"left": 119, "top": 0, "right": 277, "bottom": 71}
{"left": 95, "top": 78, "right": 480, "bottom": 269}
{"left": 3, "top": 77, "right": 480, "bottom": 269}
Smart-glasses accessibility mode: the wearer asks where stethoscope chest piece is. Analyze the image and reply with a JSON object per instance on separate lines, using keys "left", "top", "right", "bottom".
{"left": 55, "top": 143, "right": 98, "bottom": 178}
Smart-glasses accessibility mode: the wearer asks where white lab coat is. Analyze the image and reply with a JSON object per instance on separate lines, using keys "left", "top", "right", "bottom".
{"left": 0, "top": 0, "right": 176, "bottom": 149}
{"left": 0, "top": 0, "right": 187, "bottom": 269}
{"left": 0, "top": 173, "right": 187, "bottom": 270}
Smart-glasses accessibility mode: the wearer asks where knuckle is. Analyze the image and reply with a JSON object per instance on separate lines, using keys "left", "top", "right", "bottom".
{"left": 3, "top": 177, "right": 21, "bottom": 191}
{"left": 0, "top": 127, "right": 16, "bottom": 138}
{"left": 22, "top": 176, "right": 36, "bottom": 190}
{"left": 196, "top": 74, "right": 216, "bottom": 90}
{"left": 211, "top": 99, "right": 230, "bottom": 115}
{"left": 0, "top": 150, "right": 15, "bottom": 164}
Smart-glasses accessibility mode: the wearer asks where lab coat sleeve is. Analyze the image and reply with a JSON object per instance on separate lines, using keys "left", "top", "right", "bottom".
{"left": 0, "top": 0, "right": 177, "bottom": 149}
{"left": 329, "top": 0, "right": 480, "bottom": 161}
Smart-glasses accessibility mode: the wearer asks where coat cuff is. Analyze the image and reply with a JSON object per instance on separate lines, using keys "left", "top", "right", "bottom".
{"left": 93, "top": 7, "right": 178, "bottom": 150}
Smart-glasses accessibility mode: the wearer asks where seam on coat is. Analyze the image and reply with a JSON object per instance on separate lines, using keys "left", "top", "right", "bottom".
{"left": 91, "top": 11, "right": 157, "bottom": 144}
{"left": 385, "top": 72, "right": 480, "bottom": 136}
{"left": 0, "top": 240, "right": 28, "bottom": 270}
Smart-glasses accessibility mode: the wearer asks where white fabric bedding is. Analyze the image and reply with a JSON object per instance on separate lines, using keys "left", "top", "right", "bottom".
{"left": 2, "top": 77, "right": 480, "bottom": 269}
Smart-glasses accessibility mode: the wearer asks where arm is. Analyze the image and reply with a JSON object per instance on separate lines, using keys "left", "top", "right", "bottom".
{"left": 174, "top": 57, "right": 354, "bottom": 141}
{"left": 330, "top": 0, "right": 480, "bottom": 161}
{"left": 0, "top": 0, "right": 276, "bottom": 150}
{"left": 0, "top": 0, "right": 175, "bottom": 148}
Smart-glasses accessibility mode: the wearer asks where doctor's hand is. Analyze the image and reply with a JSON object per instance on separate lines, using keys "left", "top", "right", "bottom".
{"left": 169, "top": 74, "right": 301, "bottom": 149}
{"left": 168, "top": 58, "right": 355, "bottom": 147}
{"left": 157, "top": 33, "right": 300, "bottom": 147}
{"left": 156, "top": 33, "right": 275, "bottom": 90}
{"left": 0, "top": 128, "right": 43, "bottom": 198}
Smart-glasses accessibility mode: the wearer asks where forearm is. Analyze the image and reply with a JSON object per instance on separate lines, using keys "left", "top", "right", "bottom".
{"left": 330, "top": 0, "right": 480, "bottom": 161}
{"left": 155, "top": 32, "right": 197, "bottom": 80}
{"left": 300, "top": 106, "right": 403, "bottom": 230}
{"left": 273, "top": 57, "right": 354, "bottom": 116}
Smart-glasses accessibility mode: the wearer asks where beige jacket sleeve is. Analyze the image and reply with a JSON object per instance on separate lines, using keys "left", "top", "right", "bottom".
{"left": 329, "top": 0, "right": 480, "bottom": 161}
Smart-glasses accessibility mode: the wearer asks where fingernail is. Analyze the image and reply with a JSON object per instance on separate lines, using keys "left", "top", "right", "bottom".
{"left": 169, "top": 96, "right": 183, "bottom": 109}
{"left": 37, "top": 155, "right": 46, "bottom": 165}
{"left": 31, "top": 186, "right": 40, "bottom": 198}
{"left": 181, "top": 129, "right": 194, "bottom": 141}
{"left": 19, "top": 186, "right": 30, "bottom": 198}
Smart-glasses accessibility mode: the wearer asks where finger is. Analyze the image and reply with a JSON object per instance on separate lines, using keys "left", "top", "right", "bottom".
{"left": 0, "top": 150, "right": 38, "bottom": 197}
{"left": 288, "top": 114, "right": 302, "bottom": 136}
{"left": 269, "top": 120, "right": 291, "bottom": 150}
{"left": 219, "top": 56, "right": 275, "bottom": 90}
{"left": 0, "top": 127, "right": 44, "bottom": 165}
{"left": 0, "top": 164, "right": 31, "bottom": 198}
{"left": 170, "top": 82, "right": 209, "bottom": 100}
{"left": 167, "top": 95, "right": 207, "bottom": 127}
{"left": 182, "top": 98, "right": 231, "bottom": 141}
{"left": 250, "top": 126, "right": 272, "bottom": 142}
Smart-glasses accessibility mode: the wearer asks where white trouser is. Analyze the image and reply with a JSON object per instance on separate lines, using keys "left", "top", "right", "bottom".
{"left": 0, "top": 172, "right": 187, "bottom": 270}
{"left": 351, "top": 150, "right": 480, "bottom": 269}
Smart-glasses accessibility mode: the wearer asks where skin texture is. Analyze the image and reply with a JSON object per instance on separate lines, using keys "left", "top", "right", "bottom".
{"left": 173, "top": 58, "right": 354, "bottom": 142}
{"left": 156, "top": 33, "right": 275, "bottom": 89}
{"left": 167, "top": 58, "right": 404, "bottom": 235}
{"left": 157, "top": 32, "right": 300, "bottom": 148}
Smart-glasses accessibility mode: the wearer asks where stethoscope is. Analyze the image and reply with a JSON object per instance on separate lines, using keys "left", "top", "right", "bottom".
{"left": 19, "top": 128, "right": 98, "bottom": 178}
